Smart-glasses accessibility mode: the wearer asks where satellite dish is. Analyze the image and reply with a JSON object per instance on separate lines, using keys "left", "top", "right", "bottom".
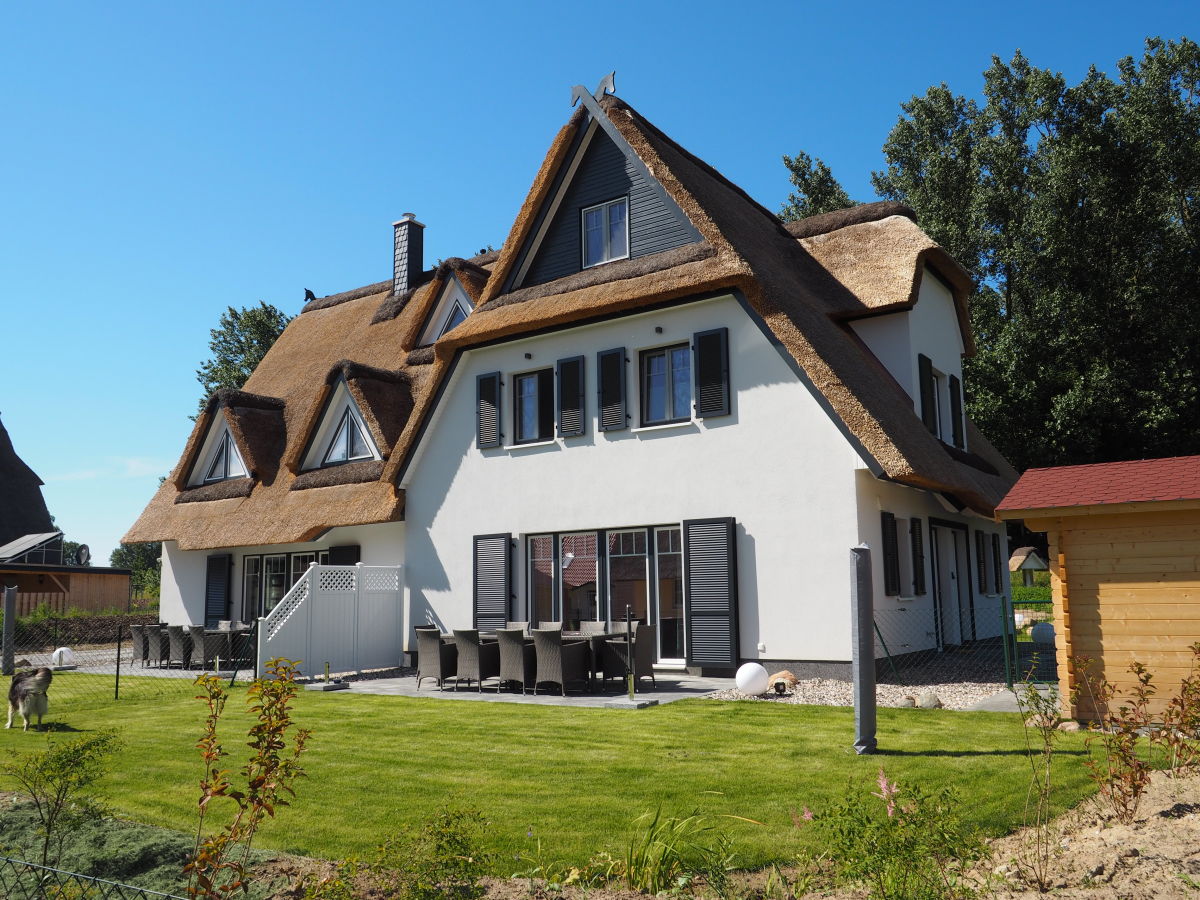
{"left": 77, "top": 544, "right": 90, "bottom": 566}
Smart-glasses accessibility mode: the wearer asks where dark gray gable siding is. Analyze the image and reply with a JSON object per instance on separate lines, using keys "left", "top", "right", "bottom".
{"left": 522, "top": 129, "right": 701, "bottom": 287}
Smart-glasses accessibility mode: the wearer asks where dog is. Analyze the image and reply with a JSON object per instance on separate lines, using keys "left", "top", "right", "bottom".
{"left": 6, "top": 667, "right": 52, "bottom": 732}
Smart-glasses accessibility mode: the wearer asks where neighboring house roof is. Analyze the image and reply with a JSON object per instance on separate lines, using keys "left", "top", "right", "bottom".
{"left": 997, "top": 455, "right": 1200, "bottom": 516}
{"left": 0, "top": 532, "right": 61, "bottom": 562}
{"left": 1008, "top": 546, "right": 1048, "bottom": 572}
{"left": 0, "top": 414, "right": 55, "bottom": 548}
{"left": 126, "top": 92, "right": 1015, "bottom": 551}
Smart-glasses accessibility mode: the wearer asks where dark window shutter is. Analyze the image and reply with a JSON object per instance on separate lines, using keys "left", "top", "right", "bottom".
{"left": 683, "top": 518, "right": 738, "bottom": 668}
{"left": 881, "top": 512, "right": 900, "bottom": 596}
{"left": 991, "top": 533, "right": 1003, "bottom": 594}
{"left": 536, "top": 368, "right": 555, "bottom": 440}
{"left": 918, "top": 354, "right": 937, "bottom": 434}
{"left": 327, "top": 545, "right": 360, "bottom": 565}
{"left": 909, "top": 517, "right": 926, "bottom": 596}
{"left": 477, "top": 372, "right": 501, "bottom": 449}
{"left": 204, "top": 554, "right": 232, "bottom": 628}
{"left": 975, "top": 531, "right": 988, "bottom": 592}
{"left": 693, "top": 327, "right": 730, "bottom": 417}
{"left": 557, "top": 356, "right": 585, "bottom": 437}
{"left": 949, "top": 374, "right": 964, "bottom": 448}
{"left": 473, "top": 533, "right": 511, "bottom": 631}
{"left": 597, "top": 348, "right": 627, "bottom": 432}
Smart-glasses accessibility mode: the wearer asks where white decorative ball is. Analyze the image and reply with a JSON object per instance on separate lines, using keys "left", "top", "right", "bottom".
{"left": 1030, "top": 622, "right": 1056, "bottom": 645}
{"left": 51, "top": 646, "right": 75, "bottom": 667}
{"left": 735, "top": 662, "right": 770, "bottom": 696}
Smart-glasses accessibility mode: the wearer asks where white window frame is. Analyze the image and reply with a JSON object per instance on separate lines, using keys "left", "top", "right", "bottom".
{"left": 301, "top": 380, "right": 382, "bottom": 471}
{"left": 417, "top": 277, "right": 473, "bottom": 346}
{"left": 639, "top": 342, "right": 692, "bottom": 426}
{"left": 321, "top": 407, "right": 374, "bottom": 466}
{"left": 189, "top": 415, "right": 249, "bottom": 486}
{"left": 581, "top": 197, "right": 630, "bottom": 269}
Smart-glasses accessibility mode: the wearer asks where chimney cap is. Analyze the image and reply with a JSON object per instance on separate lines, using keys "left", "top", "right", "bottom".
{"left": 394, "top": 213, "right": 425, "bottom": 227}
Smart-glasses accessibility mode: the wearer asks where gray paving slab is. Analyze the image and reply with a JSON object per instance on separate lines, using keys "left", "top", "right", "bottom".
{"left": 338, "top": 672, "right": 732, "bottom": 708}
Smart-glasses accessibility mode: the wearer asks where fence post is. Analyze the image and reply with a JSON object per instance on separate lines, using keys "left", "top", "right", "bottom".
{"left": 354, "top": 562, "right": 363, "bottom": 673}
{"left": 2, "top": 584, "right": 15, "bottom": 675}
{"left": 851, "top": 545, "right": 877, "bottom": 755}
{"left": 114, "top": 622, "right": 123, "bottom": 700}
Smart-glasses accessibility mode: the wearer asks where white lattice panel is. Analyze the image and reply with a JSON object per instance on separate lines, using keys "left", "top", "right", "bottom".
{"left": 265, "top": 576, "right": 309, "bottom": 640}
{"left": 318, "top": 568, "right": 357, "bottom": 592}
{"left": 363, "top": 568, "right": 400, "bottom": 593}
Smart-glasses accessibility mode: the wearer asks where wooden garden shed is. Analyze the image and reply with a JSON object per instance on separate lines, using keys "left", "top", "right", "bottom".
{"left": 997, "top": 455, "right": 1200, "bottom": 719}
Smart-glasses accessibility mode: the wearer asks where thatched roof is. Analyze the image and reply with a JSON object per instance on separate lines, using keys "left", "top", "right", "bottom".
{"left": 126, "top": 91, "right": 1014, "bottom": 552}
{"left": 0, "top": 414, "right": 54, "bottom": 548}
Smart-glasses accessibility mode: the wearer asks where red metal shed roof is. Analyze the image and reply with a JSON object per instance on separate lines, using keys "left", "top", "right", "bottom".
{"left": 997, "top": 455, "right": 1200, "bottom": 512}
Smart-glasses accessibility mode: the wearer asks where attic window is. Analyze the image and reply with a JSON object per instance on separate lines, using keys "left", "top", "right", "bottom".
{"left": 418, "top": 277, "right": 473, "bottom": 346}
{"left": 582, "top": 197, "right": 629, "bottom": 268}
{"left": 203, "top": 431, "right": 248, "bottom": 483}
{"left": 440, "top": 301, "right": 469, "bottom": 337}
{"left": 322, "top": 408, "right": 373, "bottom": 466}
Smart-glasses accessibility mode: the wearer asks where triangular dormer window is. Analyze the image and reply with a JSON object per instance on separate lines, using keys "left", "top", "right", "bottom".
{"left": 301, "top": 380, "right": 382, "bottom": 471}
{"left": 418, "top": 277, "right": 472, "bottom": 346}
{"left": 322, "top": 408, "right": 373, "bottom": 465}
{"left": 189, "top": 417, "right": 249, "bottom": 486}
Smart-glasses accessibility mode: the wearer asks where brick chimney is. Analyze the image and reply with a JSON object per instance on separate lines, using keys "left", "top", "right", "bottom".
{"left": 392, "top": 213, "right": 425, "bottom": 295}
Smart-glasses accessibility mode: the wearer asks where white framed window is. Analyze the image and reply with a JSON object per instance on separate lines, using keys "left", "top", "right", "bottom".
{"left": 640, "top": 343, "right": 692, "bottom": 425}
{"left": 301, "top": 381, "right": 381, "bottom": 470}
{"left": 582, "top": 197, "right": 629, "bottom": 268}
{"left": 189, "top": 417, "right": 249, "bottom": 486}
{"left": 322, "top": 408, "right": 373, "bottom": 465}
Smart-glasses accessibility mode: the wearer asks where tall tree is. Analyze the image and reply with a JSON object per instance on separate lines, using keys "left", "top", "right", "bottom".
{"left": 110, "top": 541, "right": 162, "bottom": 599}
{"left": 866, "top": 38, "right": 1200, "bottom": 472}
{"left": 195, "top": 302, "right": 292, "bottom": 414}
{"left": 778, "top": 151, "right": 856, "bottom": 221}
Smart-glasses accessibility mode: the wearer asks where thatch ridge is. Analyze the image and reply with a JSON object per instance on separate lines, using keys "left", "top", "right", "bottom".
{"left": 291, "top": 459, "right": 385, "bottom": 491}
{"left": 175, "top": 479, "right": 254, "bottom": 504}
{"left": 301, "top": 280, "right": 392, "bottom": 314}
{"left": 406, "top": 347, "right": 435, "bottom": 366}
{"left": 784, "top": 202, "right": 916, "bottom": 239}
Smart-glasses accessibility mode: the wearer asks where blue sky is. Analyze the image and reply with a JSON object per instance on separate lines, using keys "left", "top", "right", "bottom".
{"left": 1, "top": 1, "right": 1194, "bottom": 565}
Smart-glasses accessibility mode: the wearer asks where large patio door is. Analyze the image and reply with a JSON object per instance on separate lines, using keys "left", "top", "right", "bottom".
{"left": 654, "top": 527, "right": 685, "bottom": 663}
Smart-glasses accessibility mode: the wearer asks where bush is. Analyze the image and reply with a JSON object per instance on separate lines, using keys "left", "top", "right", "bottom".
{"left": 1010, "top": 585, "right": 1051, "bottom": 609}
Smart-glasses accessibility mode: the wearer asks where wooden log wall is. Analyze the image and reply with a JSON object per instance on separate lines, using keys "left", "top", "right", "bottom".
{"left": 2, "top": 572, "right": 130, "bottom": 617}
{"left": 1037, "top": 508, "right": 1200, "bottom": 719}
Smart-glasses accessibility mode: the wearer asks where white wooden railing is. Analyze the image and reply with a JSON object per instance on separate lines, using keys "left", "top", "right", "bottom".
{"left": 257, "top": 564, "right": 403, "bottom": 678}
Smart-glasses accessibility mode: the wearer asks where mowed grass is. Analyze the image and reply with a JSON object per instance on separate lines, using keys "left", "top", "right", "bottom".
{"left": 0, "top": 687, "right": 1097, "bottom": 869}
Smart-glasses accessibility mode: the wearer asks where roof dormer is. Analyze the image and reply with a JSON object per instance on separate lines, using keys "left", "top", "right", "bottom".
{"left": 300, "top": 380, "right": 382, "bottom": 472}
{"left": 187, "top": 412, "right": 249, "bottom": 487}
{"left": 417, "top": 275, "right": 473, "bottom": 346}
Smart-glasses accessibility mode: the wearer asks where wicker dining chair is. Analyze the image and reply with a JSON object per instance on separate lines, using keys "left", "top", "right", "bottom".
{"left": 453, "top": 629, "right": 501, "bottom": 692}
{"left": 506, "top": 620, "right": 530, "bottom": 633}
{"left": 127, "top": 624, "right": 147, "bottom": 667}
{"left": 415, "top": 627, "right": 457, "bottom": 690}
{"left": 496, "top": 628, "right": 536, "bottom": 693}
{"left": 537, "top": 620, "right": 562, "bottom": 630}
{"left": 146, "top": 626, "right": 168, "bottom": 668}
{"left": 166, "top": 625, "right": 191, "bottom": 669}
{"left": 602, "top": 623, "right": 658, "bottom": 690}
{"left": 578, "top": 621, "right": 606, "bottom": 635}
{"left": 188, "top": 626, "right": 228, "bottom": 670}
{"left": 532, "top": 628, "right": 589, "bottom": 696}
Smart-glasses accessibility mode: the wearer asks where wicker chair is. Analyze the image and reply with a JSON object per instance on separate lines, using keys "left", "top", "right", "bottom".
{"left": 416, "top": 627, "right": 457, "bottom": 690}
{"left": 602, "top": 624, "right": 658, "bottom": 690}
{"left": 579, "top": 621, "right": 606, "bottom": 635}
{"left": 453, "top": 629, "right": 501, "bottom": 692}
{"left": 506, "top": 620, "right": 530, "bottom": 633}
{"left": 537, "top": 620, "right": 562, "bottom": 630}
{"left": 145, "top": 626, "right": 168, "bottom": 667}
{"left": 188, "top": 626, "right": 228, "bottom": 670}
{"left": 166, "top": 626, "right": 191, "bottom": 669}
{"left": 127, "top": 624, "right": 147, "bottom": 668}
{"left": 497, "top": 628, "right": 536, "bottom": 693}
{"left": 532, "top": 629, "right": 589, "bottom": 696}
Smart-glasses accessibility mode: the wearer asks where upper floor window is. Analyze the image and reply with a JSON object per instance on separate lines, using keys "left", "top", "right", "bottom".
{"left": 513, "top": 369, "right": 554, "bottom": 444}
{"left": 918, "top": 354, "right": 964, "bottom": 449}
{"left": 204, "top": 430, "right": 248, "bottom": 483}
{"left": 640, "top": 344, "right": 691, "bottom": 425}
{"left": 582, "top": 197, "right": 629, "bottom": 268}
{"left": 322, "top": 408, "right": 373, "bottom": 465}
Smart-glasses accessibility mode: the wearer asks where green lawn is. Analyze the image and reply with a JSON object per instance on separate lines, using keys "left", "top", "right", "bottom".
{"left": 0, "top": 687, "right": 1097, "bottom": 870}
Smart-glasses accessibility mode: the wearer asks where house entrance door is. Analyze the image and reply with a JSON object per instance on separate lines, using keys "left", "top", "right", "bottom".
{"left": 929, "top": 525, "right": 967, "bottom": 649}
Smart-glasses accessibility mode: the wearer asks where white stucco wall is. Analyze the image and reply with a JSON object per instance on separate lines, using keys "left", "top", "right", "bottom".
{"left": 159, "top": 520, "right": 405, "bottom": 626}
{"left": 855, "top": 471, "right": 1010, "bottom": 661}
{"left": 401, "top": 294, "right": 866, "bottom": 663}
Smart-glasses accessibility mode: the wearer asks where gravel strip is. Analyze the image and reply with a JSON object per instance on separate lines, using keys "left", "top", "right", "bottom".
{"left": 706, "top": 677, "right": 1007, "bottom": 710}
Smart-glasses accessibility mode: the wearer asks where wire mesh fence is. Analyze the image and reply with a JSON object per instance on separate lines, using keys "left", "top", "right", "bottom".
{"left": 873, "top": 593, "right": 1057, "bottom": 700}
{"left": 0, "top": 855, "right": 186, "bottom": 900}
{"left": 1, "top": 610, "right": 259, "bottom": 720}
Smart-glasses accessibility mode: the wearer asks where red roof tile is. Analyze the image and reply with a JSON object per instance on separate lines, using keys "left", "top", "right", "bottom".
{"left": 997, "top": 455, "right": 1200, "bottom": 512}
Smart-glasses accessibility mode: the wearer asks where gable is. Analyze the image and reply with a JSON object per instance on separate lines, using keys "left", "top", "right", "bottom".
{"left": 187, "top": 411, "right": 249, "bottom": 487}
{"left": 515, "top": 122, "right": 701, "bottom": 289}
{"left": 300, "top": 380, "right": 382, "bottom": 471}
{"left": 416, "top": 276, "right": 472, "bottom": 346}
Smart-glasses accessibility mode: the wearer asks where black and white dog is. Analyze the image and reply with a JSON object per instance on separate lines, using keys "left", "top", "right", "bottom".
{"left": 6, "top": 667, "right": 52, "bottom": 732}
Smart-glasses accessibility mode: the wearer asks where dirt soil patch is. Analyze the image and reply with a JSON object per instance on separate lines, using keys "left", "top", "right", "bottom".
{"left": 253, "top": 772, "right": 1200, "bottom": 899}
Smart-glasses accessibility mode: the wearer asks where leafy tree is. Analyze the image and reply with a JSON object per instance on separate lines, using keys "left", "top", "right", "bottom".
{"left": 194, "top": 302, "right": 292, "bottom": 415}
{"left": 110, "top": 541, "right": 162, "bottom": 599}
{"left": 784, "top": 38, "right": 1200, "bottom": 472}
{"left": 779, "top": 151, "right": 857, "bottom": 221}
